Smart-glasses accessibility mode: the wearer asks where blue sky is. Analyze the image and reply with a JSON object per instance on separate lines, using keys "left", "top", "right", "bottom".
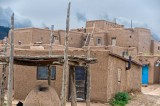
{"left": 0, "top": 0, "right": 160, "bottom": 40}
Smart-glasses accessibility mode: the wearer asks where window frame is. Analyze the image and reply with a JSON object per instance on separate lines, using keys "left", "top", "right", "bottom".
{"left": 96, "top": 37, "right": 102, "bottom": 45}
{"left": 37, "top": 66, "right": 56, "bottom": 80}
{"left": 111, "top": 37, "right": 117, "bottom": 46}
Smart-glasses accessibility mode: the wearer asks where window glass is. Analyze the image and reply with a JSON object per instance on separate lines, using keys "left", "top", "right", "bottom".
{"left": 37, "top": 66, "right": 56, "bottom": 80}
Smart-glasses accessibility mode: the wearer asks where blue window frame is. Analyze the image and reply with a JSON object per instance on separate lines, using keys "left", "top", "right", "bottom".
{"left": 37, "top": 66, "right": 56, "bottom": 80}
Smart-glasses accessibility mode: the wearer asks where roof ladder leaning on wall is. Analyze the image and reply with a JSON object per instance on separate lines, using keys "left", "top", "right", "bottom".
{"left": 84, "top": 23, "right": 95, "bottom": 47}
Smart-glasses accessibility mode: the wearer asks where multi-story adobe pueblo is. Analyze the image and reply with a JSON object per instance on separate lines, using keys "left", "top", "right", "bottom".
{"left": 0, "top": 20, "right": 160, "bottom": 102}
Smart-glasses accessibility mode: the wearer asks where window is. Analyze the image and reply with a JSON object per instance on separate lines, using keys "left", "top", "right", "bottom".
{"left": 37, "top": 66, "right": 56, "bottom": 80}
{"left": 118, "top": 68, "right": 122, "bottom": 84}
{"left": 158, "top": 46, "right": 160, "bottom": 50}
{"left": 111, "top": 37, "right": 116, "bottom": 46}
{"left": 97, "top": 38, "right": 102, "bottom": 45}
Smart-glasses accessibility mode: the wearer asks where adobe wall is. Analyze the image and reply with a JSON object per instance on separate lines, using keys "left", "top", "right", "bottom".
{"left": 153, "top": 40, "right": 160, "bottom": 55}
{"left": 107, "top": 29, "right": 138, "bottom": 47}
{"left": 126, "top": 64, "right": 142, "bottom": 92}
{"left": 135, "top": 28, "right": 151, "bottom": 54}
{"left": 86, "top": 20, "right": 123, "bottom": 33}
{"left": 58, "top": 30, "right": 84, "bottom": 48}
{"left": 106, "top": 46, "right": 137, "bottom": 57}
{"left": 32, "top": 28, "right": 50, "bottom": 44}
{"left": 13, "top": 49, "right": 109, "bottom": 102}
{"left": 107, "top": 55, "right": 127, "bottom": 100}
{"left": 137, "top": 56, "right": 159, "bottom": 84}
{"left": 85, "top": 32, "right": 108, "bottom": 46}
{"left": 107, "top": 55, "right": 141, "bottom": 100}
{"left": 13, "top": 29, "right": 32, "bottom": 45}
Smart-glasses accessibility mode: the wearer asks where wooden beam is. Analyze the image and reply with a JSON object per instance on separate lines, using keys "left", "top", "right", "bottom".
{"left": 49, "top": 25, "right": 54, "bottom": 56}
{"left": 48, "top": 65, "right": 51, "bottom": 86}
{"left": 70, "top": 66, "right": 77, "bottom": 106}
{"left": 0, "top": 65, "right": 7, "bottom": 106}
{"left": 7, "top": 13, "right": 14, "bottom": 106}
{"left": 0, "top": 37, "right": 8, "bottom": 106}
{"left": 86, "top": 47, "right": 91, "bottom": 106}
{"left": 61, "top": 2, "right": 71, "bottom": 106}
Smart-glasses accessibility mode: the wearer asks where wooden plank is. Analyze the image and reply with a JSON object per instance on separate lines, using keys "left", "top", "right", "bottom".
{"left": 7, "top": 13, "right": 14, "bottom": 106}
{"left": 61, "top": 2, "right": 71, "bottom": 106}
{"left": 70, "top": 66, "right": 77, "bottom": 106}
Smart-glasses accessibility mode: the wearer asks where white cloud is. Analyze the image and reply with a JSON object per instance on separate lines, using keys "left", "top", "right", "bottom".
{"left": 0, "top": 0, "right": 159, "bottom": 39}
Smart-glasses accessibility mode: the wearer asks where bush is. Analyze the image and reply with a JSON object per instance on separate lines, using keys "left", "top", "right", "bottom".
{"left": 111, "top": 92, "right": 130, "bottom": 106}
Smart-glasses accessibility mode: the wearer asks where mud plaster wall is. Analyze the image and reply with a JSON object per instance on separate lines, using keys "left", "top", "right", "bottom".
{"left": 137, "top": 56, "right": 159, "bottom": 84}
{"left": 107, "top": 29, "right": 138, "bottom": 47}
{"left": 107, "top": 56, "right": 127, "bottom": 100}
{"left": 153, "top": 41, "right": 160, "bottom": 55}
{"left": 126, "top": 64, "right": 142, "bottom": 92}
{"left": 58, "top": 31, "right": 84, "bottom": 48}
{"left": 13, "top": 29, "right": 32, "bottom": 45}
{"left": 135, "top": 28, "right": 151, "bottom": 54}
{"left": 92, "top": 32, "right": 108, "bottom": 46}
{"left": 32, "top": 28, "right": 50, "bottom": 44}
{"left": 13, "top": 49, "right": 110, "bottom": 102}
{"left": 107, "top": 56, "right": 141, "bottom": 101}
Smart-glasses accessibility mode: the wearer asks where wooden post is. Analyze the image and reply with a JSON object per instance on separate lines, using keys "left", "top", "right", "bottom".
{"left": 7, "top": 13, "right": 14, "bottom": 106}
{"left": 61, "top": 2, "right": 71, "bottom": 106}
{"left": 0, "top": 65, "right": 7, "bottom": 106}
{"left": 48, "top": 65, "right": 51, "bottom": 86}
{"left": 86, "top": 47, "right": 91, "bottom": 106}
{"left": 49, "top": 25, "right": 54, "bottom": 56}
{"left": 0, "top": 37, "right": 8, "bottom": 106}
{"left": 70, "top": 66, "right": 77, "bottom": 106}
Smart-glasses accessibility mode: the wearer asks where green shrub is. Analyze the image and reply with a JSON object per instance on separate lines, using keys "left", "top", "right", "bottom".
{"left": 111, "top": 92, "right": 130, "bottom": 106}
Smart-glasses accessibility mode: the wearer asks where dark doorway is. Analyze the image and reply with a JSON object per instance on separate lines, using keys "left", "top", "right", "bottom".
{"left": 69, "top": 66, "right": 87, "bottom": 101}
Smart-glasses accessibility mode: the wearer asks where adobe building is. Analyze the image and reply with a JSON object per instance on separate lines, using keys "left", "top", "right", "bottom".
{"left": 0, "top": 19, "right": 160, "bottom": 102}
{"left": 11, "top": 45, "right": 141, "bottom": 102}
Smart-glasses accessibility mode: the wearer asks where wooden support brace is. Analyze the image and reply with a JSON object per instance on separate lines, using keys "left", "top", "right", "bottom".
{"left": 70, "top": 66, "right": 77, "bottom": 106}
{"left": 48, "top": 65, "right": 51, "bottom": 86}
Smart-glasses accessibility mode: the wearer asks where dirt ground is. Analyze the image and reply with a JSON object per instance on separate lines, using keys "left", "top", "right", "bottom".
{"left": 126, "top": 84, "right": 160, "bottom": 106}
{"left": 5, "top": 84, "right": 160, "bottom": 106}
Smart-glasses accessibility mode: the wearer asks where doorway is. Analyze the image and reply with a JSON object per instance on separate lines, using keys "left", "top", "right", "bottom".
{"left": 69, "top": 66, "right": 87, "bottom": 101}
{"left": 142, "top": 65, "right": 149, "bottom": 85}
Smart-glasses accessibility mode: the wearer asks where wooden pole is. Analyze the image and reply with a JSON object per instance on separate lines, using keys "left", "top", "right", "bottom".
{"left": 70, "top": 66, "right": 77, "bottom": 106}
{"left": 0, "top": 37, "right": 8, "bottom": 106}
{"left": 86, "top": 47, "right": 91, "bottom": 106}
{"left": 49, "top": 25, "right": 54, "bottom": 56}
{"left": 61, "top": 2, "right": 71, "bottom": 106}
{"left": 7, "top": 13, "right": 14, "bottom": 106}
{"left": 48, "top": 65, "right": 51, "bottom": 86}
{"left": 86, "top": 22, "right": 95, "bottom": 106}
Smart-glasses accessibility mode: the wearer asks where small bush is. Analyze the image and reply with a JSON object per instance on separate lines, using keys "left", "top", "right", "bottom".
{"left": 111, "top": 92, "right": 130, "bottom": 106}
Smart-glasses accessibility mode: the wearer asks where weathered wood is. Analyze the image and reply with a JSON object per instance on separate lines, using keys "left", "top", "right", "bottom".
{"left": 61, "top": 2, "right": 71, "bottom": 106}
{"left": 0, "top": 65, "right": 7, "bottom": 106}
{"left": 7, "top": 13, "right": 14, "bottom": 106}
{"left": 70, "top": 66, "right": 77, "bottom": 106}
{"left": 48, "top": 66, "right": 51, "bottom": 86}
{"left": 86, "top": 47, "right": 91, "bottom": 106}
{"left": 0, "top": 37, "right": 8, "bottom": 106}
{"left": 49, "top": 25, "right": 54, "bottom": 56}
